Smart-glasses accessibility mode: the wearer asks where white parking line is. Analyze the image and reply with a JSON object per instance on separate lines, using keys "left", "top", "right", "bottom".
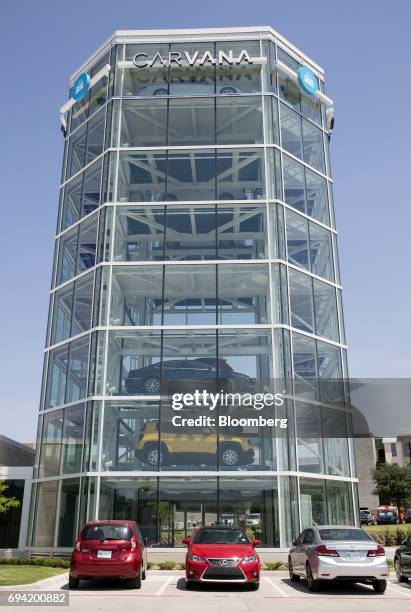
{"left": 155, "top": 576, "right": 173, "bottom": 596}
{"left": 264, "top": 576, "right": 289, "bottom": 597}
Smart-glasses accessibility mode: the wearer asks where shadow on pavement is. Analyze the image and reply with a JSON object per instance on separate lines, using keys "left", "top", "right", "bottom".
{"left": 281, "top": 577, "right": 384, "bottom": 596}
{"left": 176, "top": 577, "right": 255, "bottom": 593}
{"left": 61, "top": 578, "right": 136, "bottom": 591}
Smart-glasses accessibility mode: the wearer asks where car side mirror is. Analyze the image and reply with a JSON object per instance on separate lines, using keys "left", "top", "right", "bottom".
{"left": 182, "top": 537, "right": 190, "bottom": 546}
{"left": 252, "top": 539, "right": 261, "bottom": 547}
{"left": 401, "top": 539, "right": 408, "bottom": 546}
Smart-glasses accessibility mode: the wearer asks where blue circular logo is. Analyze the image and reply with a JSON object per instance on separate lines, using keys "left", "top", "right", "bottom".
{"left": 72, "top": 72, "right": 90, "bottom": 101}
{"left": 297, "top": 66, "right": 318, "bottom": 96}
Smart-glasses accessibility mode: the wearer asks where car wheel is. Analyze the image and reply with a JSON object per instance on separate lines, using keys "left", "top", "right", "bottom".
{"left": 395, "top": 558, "right": 408, "bottom": 582}
{"left": 186, "top": 580, "right": 197, "bottom": 590}
{"left": 68, "top": 574, "right": 79, "bottom": 589}
{"left": 142, "top": 565, "right": 147, "bottom": 580}
{"left": 248, "top": 582, "right": 259, "bottom": 590}
{"left": 144, "top": 377, "right": 160, "bottom": 394}
{"left": 144, "top": 444, "right": 165, "bottom": 466}
{"left": 288, "top": 557, "right": 300, "bottom": 582}
{"left": 220, "top": 446, "right": 240, "bottom": 467}
{"left": 220, "top": 86, "right": 237, "bottom": 94}
{"left": 306, "top": 563, "right": 319, "bottom": 592}
{"left": 373, "top": 579, "right": 387, "bottom": 593}
{"left": 153, "top": 88, "right": 168, "bottom": 96}
{"left": 131, "top": 565, "right": 142, "bottom": 589}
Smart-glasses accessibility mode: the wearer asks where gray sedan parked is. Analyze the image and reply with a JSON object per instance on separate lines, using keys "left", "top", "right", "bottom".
{"left": 288, "top": 526, "right": 388, "bottom": 593}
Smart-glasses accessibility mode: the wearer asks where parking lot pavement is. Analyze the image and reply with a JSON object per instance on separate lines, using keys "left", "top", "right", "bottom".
{"left": 4, "top": 571, "right": 411, "bottom": 612}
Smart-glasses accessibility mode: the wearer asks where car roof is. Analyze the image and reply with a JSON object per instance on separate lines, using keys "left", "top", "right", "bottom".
{"left": 84, "top": 520, "right": 138, "bottom": 526}
{"left": 196, "top": 525, "right": 245, "bottom": 530}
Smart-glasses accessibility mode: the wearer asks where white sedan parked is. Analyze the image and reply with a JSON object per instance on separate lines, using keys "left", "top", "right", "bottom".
{"left": 288, "top": 526, "right": 388, "bottom": 593}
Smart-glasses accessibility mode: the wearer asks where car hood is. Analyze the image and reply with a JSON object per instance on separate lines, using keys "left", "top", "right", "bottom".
{"left": 191, "top": 544, "right": 255, "bottom": 558}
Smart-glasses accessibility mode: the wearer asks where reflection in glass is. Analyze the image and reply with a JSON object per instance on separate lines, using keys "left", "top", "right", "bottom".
{"left": 169, "top": 98, "right": 215, "bottom": 146}
{"left": 118, "top": 152, "right": 166, "bottom": 202}
{"left": 114, "top": 206, "right": 165, "bottom": 261}
{"left": 39, "top": 410, "right": 63, "bottom": 477}
{"left": 217, "top": 149, "right": 265, "bottom": 200}
{"left": 289, "top": 269, "right": 314, "bottom": 333}
{"left": 62, "top": 404, "right": 85, "bottom": 474}
{"left": 121, "top": 99, "right": 167, "bottom": 147}
{"left": 216, "top": 96, "right": 263, "bottom": 144}
{"left": 217, "top": 205, "right": 267, "bottom": 259}
{"left": 32, "top": 481, "right": 58, "bottom": 546}
{"left": 57, "top": 478, "right": 80, "bottom": 547}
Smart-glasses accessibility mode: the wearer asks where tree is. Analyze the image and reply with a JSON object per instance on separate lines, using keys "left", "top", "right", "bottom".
{"left": 0, "top": 480, "right": 20, "bottom": 514}
{"left": 372, "top": 464, "right": 411, "bottom": 510}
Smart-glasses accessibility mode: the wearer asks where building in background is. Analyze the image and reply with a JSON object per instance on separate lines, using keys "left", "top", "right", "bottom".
{"left": 29, "top": 27, "right": 356, "bottom": 552}
{"left": 0, "top": 435, "right": 34, "bottom": 552}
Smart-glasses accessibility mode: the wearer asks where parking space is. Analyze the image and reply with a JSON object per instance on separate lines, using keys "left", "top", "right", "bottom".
{"left": 6, "top": 571, "right": 411, "bottom": 612}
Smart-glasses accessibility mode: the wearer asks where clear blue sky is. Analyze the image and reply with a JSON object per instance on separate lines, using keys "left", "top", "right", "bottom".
{"left": 1, "top": 0, "right": 410, "bottom": 442}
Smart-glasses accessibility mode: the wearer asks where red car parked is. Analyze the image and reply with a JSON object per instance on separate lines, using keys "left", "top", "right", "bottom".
{"left": 183, "top": 526, "right": 261, "bottom": 589}
{"left": 69, "top": 521, "right": 147, "bottom": 589}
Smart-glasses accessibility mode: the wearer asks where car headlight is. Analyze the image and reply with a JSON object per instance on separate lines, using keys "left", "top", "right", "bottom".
{"left": 190, "top": 555, "right": 206, "bottom": 562}
{"left": 242, "top": 555, "right": 257, "bottom": 563}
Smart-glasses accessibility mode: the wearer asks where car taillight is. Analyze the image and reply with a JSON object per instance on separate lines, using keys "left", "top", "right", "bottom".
{"left": 75, "top": 542, "right": 81, "bottom": 551}
{"left": 76, "top": 542, "right": 89, "bottom": 552}
{"left": 367, "top": 545, "right": 385, "bottom": 557}
{"left": 131, "top": 540, "right": 137, "bottom": 551}
{"left": 315, "top": 545, "right": 339, "bottom": 557}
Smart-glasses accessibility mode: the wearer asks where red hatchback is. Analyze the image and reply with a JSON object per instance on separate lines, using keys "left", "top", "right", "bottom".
{"left": 69, "top": 521, "right": 147, "bottom": 589}
{"left": 183, "top": 526, "right": 261, "bottom": 589}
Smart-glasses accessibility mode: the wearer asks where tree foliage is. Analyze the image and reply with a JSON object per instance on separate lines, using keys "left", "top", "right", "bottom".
{"left": 372, "top": 463, "right": 411, "bottom": 509}
{"left": 0, "top": 480, "right": 21, "bottom": 514}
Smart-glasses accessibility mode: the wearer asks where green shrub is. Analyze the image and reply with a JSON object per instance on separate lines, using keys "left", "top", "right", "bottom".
{"left": 265, "top": 561, "right": 283, "bottom": 570}
{"left": 157, "top": 561, "right": 177, "bottom": 570}
{"left": 146, "top": 562, "right": 155, "bottom": 570}
{"left": 176, "top": 563, "right": 185, "bottom": 570}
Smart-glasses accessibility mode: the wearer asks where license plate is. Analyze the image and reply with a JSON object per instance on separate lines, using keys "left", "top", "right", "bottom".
{"left": 97, "top": 550, "right": 112, "bottom": 559}
{"left": 343, "top": 551, "right": 364, "bottom": 560}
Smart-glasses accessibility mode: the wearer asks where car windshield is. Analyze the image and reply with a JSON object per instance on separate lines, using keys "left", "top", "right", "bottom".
{"left": 82, "top": 524, "right": 133, "bottom": 541}
{"left": 194, "top": 528, "right": 249, "bottom": 544}
{"left": 319, "top": 528, "right": 372, "bottom": 542}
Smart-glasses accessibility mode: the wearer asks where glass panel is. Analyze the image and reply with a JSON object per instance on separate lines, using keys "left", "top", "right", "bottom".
{"left": 169, "top": 98, "right": 215, "bottom": 146}
{"left": 101, "top": 401, "right": 159, "bottom": 471}
{"left": 218, "top": 329, "right": 273, "bottom": 388}
{"left": 51, "top": 283, "right": 74, "bottom": 345}
{"left": 313, "top": 279, "right": 338, "bottom": 341}
{"left": 32, "top": 481, "right": 58, "bottom": 546}
{"left": 302, "top": 119, "right": 325, "bottom": 172}
{"left": 169, "top": 43, "right": 215, "bottom": 97}
{"left": 305, "top": 168, "right": 328, "bottom": 223}
{"left": 219, "top": 477, "right": 279, "bottom": 547}
{"left": 158, "top": 478, "right": 217, "bottom": 546}
{"left": 46, "top": 344, "right": 69, "bottom": 408}
{"left": 66, "top": 336, "right": 90, "bottom": 404}
{"left": 216, "top": 96, "right": 263, "bottom": 144}
{"left": 114, "top": 206, "right": 165, "bottom": 261}
{"left": 110, "top": 265, "right": 163, "bottom": 325}
{"left": 301, "top": 89, "right": 322, "bottom": 125}
{"left": 283, "top": 156, "right": 305, "bottom": 213}
{"left": 296, "top": 403, "right": 323, "bottom": 473}
{"left": 99, "top": 477, "right": 158, "bottom": 544}
{"left": 286, "top": 209, "right": 309, "bottom": 270}
{"left": 121, "top": 99, "right": 167, "bottom": 147}
{"left": 71, "top": 273, "right": 94, "bottom": 337}
{"left": 77, "top": 215, "right": 98, "bottom": 274}
{"left": 326, "top": 480, "right": 353, "bottom": 524}
{"left": 323, "top": 409, "right": 350, "bottom": 476}
{"left": 58, "top": 478, "right": 80, "bottom": 547}
{"left": 62, "top": 404, "right": 85, "bottom": 474}
{"left": 167, "top": 150, "right": 216, "bottom": 201}
{"left": 89, "top": 53, "right": 109, "bottom": 114}
{"left": 216, "top": 41, "right": 261, "bottom": 94}
{"left": 67, "top": 123, "right": 87, "bottom": 179}
{"left": 289, "top": 269, "right": 314, "bottom": 333}
{"left": 57, "top": 227, "right": 78, "bottom": 285}
{"left": 62, "top": 174, "right": 83, "bottom": 230}
{"left": 280, "top": 104, "right": 302, "bottom": 159}
{"left": 217, "top": 204, "right": 267, "bottom": 259}
{"left": 107, "top": 330, "right": 162, "bottom": 396}
{"left": 277, "top": 48, "right": 300, "bottom": 112}
{"left": 309, "top": 222, "right": 334, "bottom": 281}
{"left": 85, "top": 110, "right": 105, "bottom": 166}
{"left": 292, "top": 332, "right": 318, "bottom": 400}
{"left": 163, "top": 265, "right": 216, "bottom": 325}
{"left": 217, "top": 148, "right": 265, "bottom": 200}
{"left": 118, "top": 151, "right": 166, "bottom": 202}
{"left": 39, "top": 409, "right": 63, "bottom": 476}
{"left": 217, "top": 263, "right": 270, "bottom": 324}
{"left": 82, "top": 161, "right": 102, "bottom": 217}
{"left": 317, "top": 340, "right": 343, "bottom": 403}
{"left": 123, "top": 43, "right": 169, "bottom": 96}
{"left": 83, "top": 402, "right": 101, "bottom": 471}
{"left": 165, "top": 205, "right": 216, "bottom": 261}
{"left": 279, "top": 476, "right": 299, "bottom": 547}
{"left": 299, "top": 478, "right": 327, "bottom": 529}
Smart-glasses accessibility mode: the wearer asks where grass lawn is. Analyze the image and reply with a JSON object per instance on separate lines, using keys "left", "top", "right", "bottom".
{"left": 0, "top": 566, "right": 67, "bottom": 587}
{"left": 364, "top": 524, "right": 411, "bottom": 534}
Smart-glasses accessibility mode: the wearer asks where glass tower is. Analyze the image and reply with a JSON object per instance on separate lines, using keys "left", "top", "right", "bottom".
{"left": 29, "top": 27, "right": 356, "bottom": 551}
